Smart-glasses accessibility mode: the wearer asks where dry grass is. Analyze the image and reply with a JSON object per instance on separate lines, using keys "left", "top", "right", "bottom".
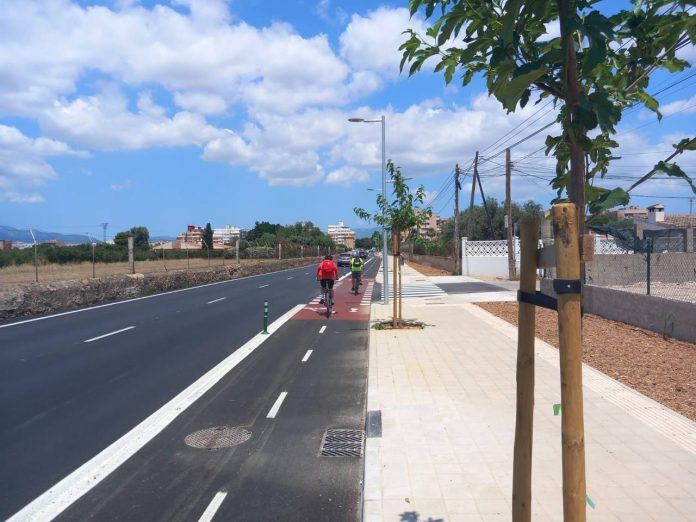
{"left": 0, "top": 258, "right": 298, "bottom": 284}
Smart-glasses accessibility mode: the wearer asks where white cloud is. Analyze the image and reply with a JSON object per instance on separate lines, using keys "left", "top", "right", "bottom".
{"left": 111, "top": 179, "right": 133, "bottom": 191}
{"left": 0, "top": 124, "right": 85, "bottom": 203}
{"left": 660, "top": 94, "right": 696, "bottom": 117}
{"left": 173, "top": 91, "right": 228, "bottom": 115}
{"left": 40, "top": 88, "right": 224, "bottom": 150}
{"left": 0, "top": 0, "right": 365, "bottom": 120}
{"left": 325, "top": 166, "right": 369, "bottom": 185}
{"left": 339, "top": 7, "right": 427, "bottom": 79}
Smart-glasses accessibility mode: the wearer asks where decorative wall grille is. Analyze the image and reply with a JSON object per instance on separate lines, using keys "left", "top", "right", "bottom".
{"left": 465, "top": 240, "right": 510, "bottom": 257}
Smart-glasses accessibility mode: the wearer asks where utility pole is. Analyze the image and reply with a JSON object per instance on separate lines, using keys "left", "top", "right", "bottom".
{"left": 454, "top": 164, "right": 461, "bottom": 275}
{"left": 100, "top": 222, "right": 108, "bottom": 243}
{"left": 690, "top": 198, "right": 693, "bottom": 215}
{"left": 468, "top": 151, "right": 479, "bottom": 239}
{"left": 506, "top": 148, "right": 515, "bottom": 279}
{"left": 29, "top": 228, "right": 38, "bottom": 282}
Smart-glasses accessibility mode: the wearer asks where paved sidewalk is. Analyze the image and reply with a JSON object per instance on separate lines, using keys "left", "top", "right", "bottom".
{"left": 364, "top": 263, "right": 696, "bottom": 521}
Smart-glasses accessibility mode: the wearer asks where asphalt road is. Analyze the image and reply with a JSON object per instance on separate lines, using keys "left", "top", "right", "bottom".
{"left": 1, "top": 258, "right": 379, "bottom": 521}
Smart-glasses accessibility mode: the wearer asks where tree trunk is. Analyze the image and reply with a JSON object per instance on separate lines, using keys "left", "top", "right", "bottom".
{"left": 557, "top": 0, "right": 586, "bottom": 233}
{"left": 392, "top": 229, "right": 399, "bottom": 328}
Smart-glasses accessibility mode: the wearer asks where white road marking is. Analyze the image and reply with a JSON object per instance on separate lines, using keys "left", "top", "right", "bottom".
{"left": 84, "top": 326, "right": 135, "bottom": 343}
{"left": 198, "top": 491, "right": 228, "bottom": 522}
{"left": 350, "top": 308, "right": 358, "bottom": 313}
{"left": 301, "top": 350, "right": 313, "bottom": 362}
{"left": 287, "top": 276, "right": 294, "bottom": 280}
{"left": 206, "top": 297, "right": 226, "bottom": 304}
{"left": 266, "top": 391, "right": 288, "bottom": 419}
{"left": 7, "top": 304, "right": 304, "bottom": 522}
{"left": 0, "top": 264, "right": 314, "bottom": 330}
{"left": 319, "top": 325, "right": 326, "bottom": 334}
{"left": 258, "top": 284, "right": 269, "bottom": 288}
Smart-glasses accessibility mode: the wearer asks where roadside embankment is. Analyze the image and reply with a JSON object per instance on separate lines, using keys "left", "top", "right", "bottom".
{"left": 0, "top": 258, "right": 320, "bottom": 321}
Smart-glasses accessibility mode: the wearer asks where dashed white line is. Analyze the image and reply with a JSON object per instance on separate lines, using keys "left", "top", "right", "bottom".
{"left": 319, "top": 325, "right": 326, "bottom": 334}
{"left": 258, "top": 284, "right": 269, "bottom": 288}
{"left": 287, "top": 276, "right": 294, "bottom": 280}
{"left": 8, "top": 304, "right": 304, "bottom": 522}
{"left": 198, "top": 491, "right": 228, "bottom": 522}
{"left": 266, "top": 391, "right": 288, "bottom": 419}
{"left": 206, "top": 297, "right": 226, "bottom": 304}
{"left": 84, "top": 326, "right": 135, "bottom": 343}
{"left": 301, "top": 350, "right": 313, "bottom": 362}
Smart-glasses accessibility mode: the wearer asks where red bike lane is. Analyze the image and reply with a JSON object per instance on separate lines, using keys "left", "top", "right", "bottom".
{"left": 293, "top": 276, "right": 374, "bottom": 321}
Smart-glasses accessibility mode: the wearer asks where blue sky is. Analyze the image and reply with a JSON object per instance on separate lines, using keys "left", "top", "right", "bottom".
{"left": 1, "top": 0, "right": 694, "bottom": 239}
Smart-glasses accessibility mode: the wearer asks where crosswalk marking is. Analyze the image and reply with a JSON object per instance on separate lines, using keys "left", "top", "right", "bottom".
{"left": 379, "top": 282, "right": 446, "bottom": 300}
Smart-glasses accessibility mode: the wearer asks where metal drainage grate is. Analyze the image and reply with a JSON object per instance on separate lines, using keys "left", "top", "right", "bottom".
{"left": 319, "top": 428, "right": 364, "bottom": 457}
{"left": 185, "top": 426, "right": 251, "bottom": 450}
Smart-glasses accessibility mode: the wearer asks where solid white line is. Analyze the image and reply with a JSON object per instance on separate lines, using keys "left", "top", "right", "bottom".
{"left": 319, "top": 325, "right": 326, "bottom": 334}
{"left": 0, "top": 264, "right": 315, "bottom": 330}
{"left": 266, "top": 391, "right": 288, "bottom": 419}
{"left": 301, "top": 350, "right": 313, "bottom": 362}
{"left": 258, "top": 284, "right": 269, "bottom": 288}
{"left": 7, "top": 304, "right": 304, "bottom": 522}
{"left": 198, "top": 491, "right": 228, "bottom": 522}
{"left": 206, "top": 297, "right": 226, "bottom": 305}
{"left": 84, "top": 326, "right": 135, "bottom": 343}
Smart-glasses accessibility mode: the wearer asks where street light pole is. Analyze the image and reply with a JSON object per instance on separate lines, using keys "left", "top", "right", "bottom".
{"left": 348, "top": 115, "right": 389, "bottom": 305}
{"left": 380, "top": 115, "right": 388, "bottom": 306}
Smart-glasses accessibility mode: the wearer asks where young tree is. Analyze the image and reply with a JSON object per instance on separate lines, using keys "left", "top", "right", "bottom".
{"left": 401, "top": 2, "right": 695, "bottom": 518}
{"left": 401, "top": 0, "right": 695, "bottom": 219}
{"left": 355, "top": 160, "right": 432, "bottom": 327}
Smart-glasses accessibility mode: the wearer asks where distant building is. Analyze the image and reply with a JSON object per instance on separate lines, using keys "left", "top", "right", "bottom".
{"left": 0, "top": 240, "right": 12, "bottom": 251}
{"left": 617, "top": 205, "right": 648, "bottom": 220}
{"left": 415, "top": 210, "right": 441, "bottom": 237}
{"left": 328, "top": 221, "right": 356, "bottom": 249}
{"left": 41, "top": 239, "right": 65, "bottom": 247}
{"left": 175, "top": 224, "right": 227, "bottom": 249}
{"left": 213, "top": 225, "right": 242, "bottom": 245}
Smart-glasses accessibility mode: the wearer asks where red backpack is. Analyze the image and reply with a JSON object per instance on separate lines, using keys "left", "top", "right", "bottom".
{"left": 319, "top": 260, "right": 335, "bottom": 278}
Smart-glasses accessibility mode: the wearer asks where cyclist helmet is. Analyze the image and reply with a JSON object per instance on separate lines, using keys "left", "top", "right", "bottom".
{"left": 324, "top": 255, "right": 333, "bottom": 260}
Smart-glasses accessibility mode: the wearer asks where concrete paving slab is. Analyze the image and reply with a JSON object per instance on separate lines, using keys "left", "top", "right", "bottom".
{"left": 365, "top": 262, "right": 696, "bottom": 521}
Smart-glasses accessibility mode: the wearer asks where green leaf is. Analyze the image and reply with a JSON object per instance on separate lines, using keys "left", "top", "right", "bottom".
{"left": 588, "top": 187, "right": 630, "bottom": 215}
{"left": 501, "top": 65, "right": 548, "bottom": 111}
{"left": 501, "top": 0, "right": 524, "bottom": 47}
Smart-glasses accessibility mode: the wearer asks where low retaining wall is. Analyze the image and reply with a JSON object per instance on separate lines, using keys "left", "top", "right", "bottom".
{"left": 541, "top": 279, "right": 696, "bottom": 344}
{"left": 0, "top": 258, "right": 321, "bottom": 321}
{"left": 403, "top": 253, "right": 455, "bottom": 273}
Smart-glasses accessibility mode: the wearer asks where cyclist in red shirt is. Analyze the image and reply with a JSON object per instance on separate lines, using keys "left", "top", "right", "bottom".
{"left": 316, "top": 255, "right": 339, "bottom": 305}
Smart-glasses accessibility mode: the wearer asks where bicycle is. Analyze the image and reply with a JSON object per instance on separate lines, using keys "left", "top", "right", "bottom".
{"left": 351, "top": 272, "right": 361, "bottom": 295}
{"left": 321, "top": 287, "right": 333, "bottom": 317}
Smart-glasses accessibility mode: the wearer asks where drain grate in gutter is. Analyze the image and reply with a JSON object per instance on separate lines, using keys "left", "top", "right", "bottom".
{"left": 185, "top": 426, "right": 251, "bottom": 450}
{"left": 319, "top": 428, "right": 364, "bottom": 457}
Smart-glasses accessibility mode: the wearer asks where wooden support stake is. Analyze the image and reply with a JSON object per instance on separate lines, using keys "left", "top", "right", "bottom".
{"left": 512, "top": 220, "right": 539, "bottom": 522}
{"left": 552, "top": 203, "right": 587, "bottom": 522}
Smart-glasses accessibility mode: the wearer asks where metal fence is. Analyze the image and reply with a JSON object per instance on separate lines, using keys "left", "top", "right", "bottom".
{"left": 543, "top": 235, "right": 696, "bottom": 304}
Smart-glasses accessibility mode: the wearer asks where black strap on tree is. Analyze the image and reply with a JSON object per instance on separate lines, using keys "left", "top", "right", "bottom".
{"left": 517, "top": 278, "right": 583, "bottom": 313}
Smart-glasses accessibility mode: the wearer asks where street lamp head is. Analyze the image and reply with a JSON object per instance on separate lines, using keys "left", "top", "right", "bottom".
{"left": 348, "top": 118, "right": 365, "bottom": 122}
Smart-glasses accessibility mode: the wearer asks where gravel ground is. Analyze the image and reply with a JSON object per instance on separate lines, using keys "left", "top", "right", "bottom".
{"left": 404, "top": 260, "right": 451, "bottom": 276}
{"left": 476, "top": 301, "right": 696, "bottom": 422}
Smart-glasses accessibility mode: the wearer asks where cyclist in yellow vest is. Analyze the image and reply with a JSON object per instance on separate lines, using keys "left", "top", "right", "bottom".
{"left": 350, "top": 251, "right": 363, "bottom": 294}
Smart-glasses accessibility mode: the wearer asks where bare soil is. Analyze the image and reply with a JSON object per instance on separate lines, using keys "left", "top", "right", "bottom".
{"left": 404, "top": 260, "right": 450, "bottom": 277}
{"left": 476, "top": 301, "right": 696, "bottom": 422}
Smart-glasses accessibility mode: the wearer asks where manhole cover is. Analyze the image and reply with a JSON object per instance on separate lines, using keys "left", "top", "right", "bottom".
{"left": 319, "top": 428, "right": 364, "bottom": 457}
{"left": 185, "top": 426, "right": 251, "bottom": 450}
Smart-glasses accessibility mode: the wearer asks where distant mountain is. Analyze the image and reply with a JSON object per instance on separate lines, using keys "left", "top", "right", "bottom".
{"left": 0, "top": 225, "right": 96, "bottom": 244}
{"left": 353, "top": 227, "right": 380, "bottom": 239}
{"left": 150, "top": 235, "right": 176, "bottom": 242}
